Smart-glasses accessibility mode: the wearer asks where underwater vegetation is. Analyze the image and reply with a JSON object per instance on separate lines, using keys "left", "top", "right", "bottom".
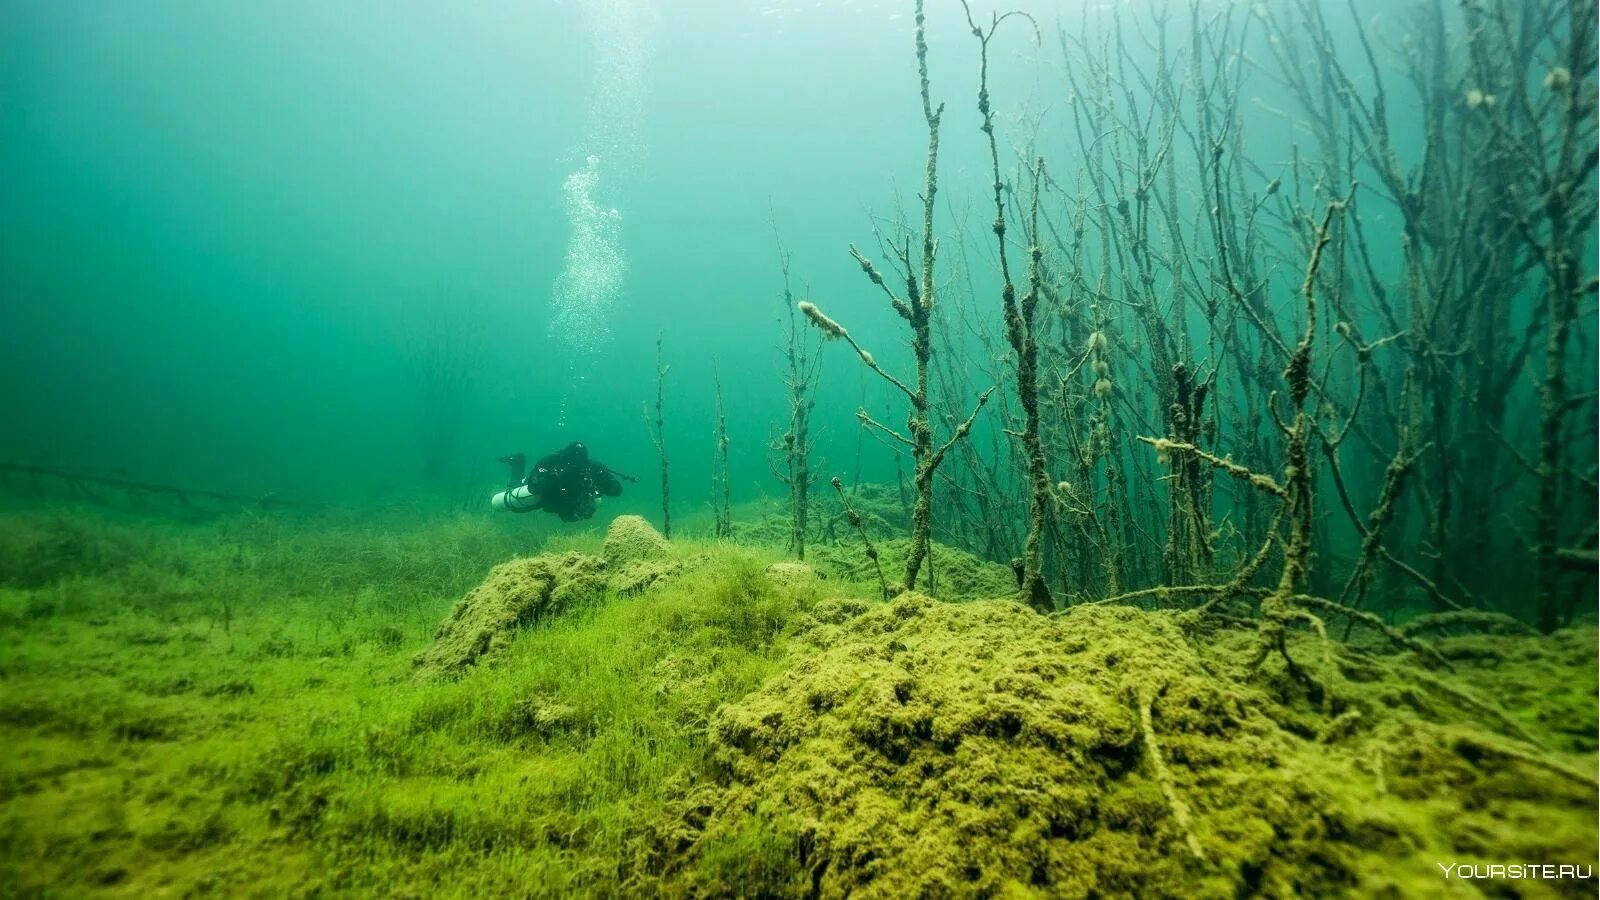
{"left": 773, "top": 0, "right": 1600, "bottom": 644}
{"left": 0, "top": 504, "right": 1594, "bottom": 897}
{"left": 1, "top": 0, "right": 1597, "bottom": 896}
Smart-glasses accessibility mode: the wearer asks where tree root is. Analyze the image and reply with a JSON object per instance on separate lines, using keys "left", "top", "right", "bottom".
{"left": 1406, "top": 670, "right": 1542, "bottom": 748}
{"left": 1368, "top": 744, "right": 1387, "bottom": 795}
{"left": 1281, "top": 607, "right": 1334, "bottom": 715}
{"left": 1398, "top": 610, "right": 1536, "bottom": 638}
{"left": 1446, "top": 729, "right": 1598, "bottom": 790}
{"left": 1317, "top": 709, "right": 1363, "bottom": 744}
{"left": 1138, "top": 686, "right": 1205, "bottom": 862}
{"left": 1289, "top": 594, "right": 1453, "bottom": 672}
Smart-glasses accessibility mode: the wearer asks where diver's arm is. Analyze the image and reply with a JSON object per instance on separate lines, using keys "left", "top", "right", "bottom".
{"left": 597, "top": 462, "right": 636, "bottom": 485}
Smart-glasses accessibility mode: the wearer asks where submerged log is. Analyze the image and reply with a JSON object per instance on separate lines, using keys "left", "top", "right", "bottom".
{"left": 0, "top": 461, "right": 319, "bottom": 513}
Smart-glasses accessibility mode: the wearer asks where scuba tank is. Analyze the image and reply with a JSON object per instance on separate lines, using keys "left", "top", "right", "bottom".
{"left": 490, "top": 453, "right": 541, "bottom": 513}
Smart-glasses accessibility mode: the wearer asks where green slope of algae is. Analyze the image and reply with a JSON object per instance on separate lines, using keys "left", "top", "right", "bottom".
{"left": 0, "top": 505, "right": 1593, "bottom": 897}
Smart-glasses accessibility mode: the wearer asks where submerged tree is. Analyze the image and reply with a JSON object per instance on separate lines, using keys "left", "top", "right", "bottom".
{"left": 770, "top": 248, "right": 821, "bottom": 560}
{"left": 645, "top": 334, "right": 671, "bottom": 538}
{"left": 798, "top": 0, "right": 993, "bottom": 594}
{"left": 1256, "top": 0, "right": 1599, "bottom": 629}
{"left": 959, "top": 0, "right": 1053, "bottom": 612}
{"left": 710, "top": 358, "right": 732, "bottom": 540}
{"left": 779, "top": 0, "right": 1594, "bottom": 634}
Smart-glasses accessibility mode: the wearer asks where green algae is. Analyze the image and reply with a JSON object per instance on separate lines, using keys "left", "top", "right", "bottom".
{"left": 602, "top": 514, "right": 671, "bottom": 568}
{"left": 728, "top": 488, "right": 1012, "bottom": 603}
{"left": 1, "top": 506, "right": 1594, "bottom": 898}
{"left": 414, "top": 515, "right": 684, "bottom": 678}
{"left": 0, "top": 508, "right": 822, "bottom": 897}
{"left": 644, "top": 594, "right": 1598, "bottom": 898}
{"left": 411, "top": 551, "right": 609, "bottom": 678}
{"left": 809, "top": 537, "right": 1017, "bottom": 602}
{"left": 732, "top": 484, "right": 909, "bottom": 551}
{"left": 762, "top": 561, "right": 820, "bottom": 588}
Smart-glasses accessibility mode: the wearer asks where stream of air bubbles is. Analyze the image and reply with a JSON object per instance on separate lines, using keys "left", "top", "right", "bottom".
{"left": 549, "top": 0, "right": 651, "bottom": 427}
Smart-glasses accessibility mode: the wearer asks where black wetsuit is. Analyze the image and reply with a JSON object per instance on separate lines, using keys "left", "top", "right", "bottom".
{"left": 516, "top": 442, "right": 623, "bottom": 522}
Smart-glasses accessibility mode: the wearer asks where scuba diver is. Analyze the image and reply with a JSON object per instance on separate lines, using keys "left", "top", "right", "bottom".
{"left": 491, "top": 442, "right": 633, "bottom": 522}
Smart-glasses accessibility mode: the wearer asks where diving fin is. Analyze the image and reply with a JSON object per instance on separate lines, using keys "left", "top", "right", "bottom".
{"left": 497, "top": 453, "right": 526, "bottom": 489}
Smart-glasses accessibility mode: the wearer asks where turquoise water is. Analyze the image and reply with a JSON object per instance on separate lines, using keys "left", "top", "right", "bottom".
{"left": 3, "top": 1, "right": 954, "bottom": 505}
{"left": 2, "top": 3, "right": 1597, "bottom": 895}
{"left": 2, "top": 0, "right": 1594, "bottom": 618}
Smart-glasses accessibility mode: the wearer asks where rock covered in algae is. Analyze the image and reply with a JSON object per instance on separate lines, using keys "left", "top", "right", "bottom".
{"left": 809, "top": 537, "right": 1017, "bottom": 602}
{"left": 414, "top": 516, "right": 687, "bottom": 677}
{"left": 603, "top": 514, "right": 670, "bottom": 568}
{"left": 645, "top": 593, "right": 1598, "bottom": 898}
{"left": 1430, "top": 626, "right": 1599, "bottom": 752}
{"left": 733, "top": 484, "right": 911, "bottom": 548}
{"left": 763, "top": 561, "right": 819, "bottom": 586}
{"left": 412, "top": 551, "right": 607, "bottom": 678}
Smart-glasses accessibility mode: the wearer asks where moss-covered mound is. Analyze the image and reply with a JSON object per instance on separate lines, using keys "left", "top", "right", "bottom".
{"left": 411, "top": 551, "right": 607, "bottom": 677}
{"left": 764, "top": 561, "right": 820, "bottom": 588}
{"left": 603, "top": 514, "right": 670, "bottom": 568}
{"left": 603, "top": 514, "right": 696, "bottom": 597}
{"left": 2, "top": 504, "right": 1593, "bottom": 898}
{"left": 414, "top": 516, "right": 710, "bottom": 677}
{"left": 730, "top": 511, "right": 794, "bottom": 548}
{"left": 1428, "top": 625, "right": 1598, "bottom": 753}
{"left": 808, "top": 537, "right": 1017, "bottom": 602}
{"left": 820, "top": 482, "right": 910, "bottom": 539}
{"left": 647, "top": 594, "right": 1598, "bottom": 898}
{"left": 732, "top": 484, "right": 910, "bottom": 550}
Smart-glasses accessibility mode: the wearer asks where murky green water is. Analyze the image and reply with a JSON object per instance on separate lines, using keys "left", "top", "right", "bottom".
{"left": 2, "top": 1, "right": 1595, "bottom": 895}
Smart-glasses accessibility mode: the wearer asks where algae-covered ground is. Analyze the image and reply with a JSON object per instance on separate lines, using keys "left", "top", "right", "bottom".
{"left": 0, "top": 502, "right": 1595, "bottom": 898}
